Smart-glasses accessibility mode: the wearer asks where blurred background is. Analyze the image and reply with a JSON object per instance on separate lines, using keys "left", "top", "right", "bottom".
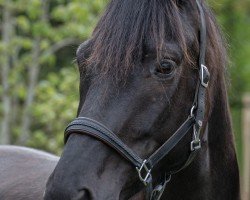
{"left": 0, "top": 0, "right": 250, "bottom": 196}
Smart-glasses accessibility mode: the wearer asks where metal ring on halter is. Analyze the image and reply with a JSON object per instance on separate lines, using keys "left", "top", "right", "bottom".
{"left": 190, "top": 125, "right": 201, "bottom": 151}
{"left": 200, "top": 64, "right": 209, "bottom": 88}
{"left": 136, "top": 160, "right": 152, "bottom": 186}
{"left": 150, "top": 175, "right": 172, "bottom": 200}
{"left": 190, "top": 105, "right": 196, "bottom": 117}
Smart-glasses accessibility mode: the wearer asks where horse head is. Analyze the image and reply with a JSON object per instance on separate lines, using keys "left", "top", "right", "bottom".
{"left": 44, "top": 0, "right": 239, "bottom": 199}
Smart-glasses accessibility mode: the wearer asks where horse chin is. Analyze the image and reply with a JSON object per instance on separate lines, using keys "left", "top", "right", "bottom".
{"left": 119, "top": 184, "right": 145, "bottom": 200}
{"left": 127, "top": 190, "right": 145, "bottom": 200}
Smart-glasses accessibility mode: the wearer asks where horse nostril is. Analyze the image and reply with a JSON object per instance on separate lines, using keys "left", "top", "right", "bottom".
{"left": 74, "top": 189, "right": 92, "bottom": 200}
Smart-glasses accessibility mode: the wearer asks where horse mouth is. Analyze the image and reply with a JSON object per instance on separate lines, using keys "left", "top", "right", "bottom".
{"left": 119, "top": 181, "right": 145, "bottom": 200}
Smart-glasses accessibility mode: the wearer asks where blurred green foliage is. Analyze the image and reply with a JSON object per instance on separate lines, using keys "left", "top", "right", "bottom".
{"left": 210, "top": 0, "right": 250, "bottom": 103}
{"left": 27, "top": 68, "right": 79, "bottom": 154}
{"left": 209, "top": 0, "right": 250, "bottom": 168}
{"left": 0, "top": 0, "right": 249, "bottom": 158}
{"left": 0, "top": 0, "right": 107, "bottom": 153}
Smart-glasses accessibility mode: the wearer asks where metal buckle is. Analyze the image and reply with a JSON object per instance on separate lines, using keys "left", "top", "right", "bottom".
{"left": 190, "top": 125, "right": 201, "bottom": 151}
{"left": 136, "top": 160, "right": 152, "bottom": 186}
{"left": 150, "top": 175, "right": 171, "bottom": 200}
{"left": 200, "top": 64, "right": 209, "bottom": 88}
{"left": 190, "top": 139, "right": 201, "bottom": 151}
{"left": 190, "top": 105, "right": 196, "bottom": 117}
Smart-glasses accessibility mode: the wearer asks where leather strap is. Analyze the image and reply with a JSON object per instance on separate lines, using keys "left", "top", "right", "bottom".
{"left": 65, "top": 117, "right": 143, "bottom": 168}
{"left": 196, "top": 0, "right": 206, "bottom": 66}
{"left": 191, "top": 0, "right": 210, "bottom": 147}
{"left": 64, "top": 116, "right": 196, "bottom": 180}
{"left": 146, "top": 116, "right": 195, "bottom": 169}
{"left": 171, "top": 125, "right": 208, "bottom": 175}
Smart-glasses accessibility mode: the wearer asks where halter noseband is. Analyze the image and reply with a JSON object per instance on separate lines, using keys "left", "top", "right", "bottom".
{"left": 64, "top": 0, "right": 210, "bottom": 199}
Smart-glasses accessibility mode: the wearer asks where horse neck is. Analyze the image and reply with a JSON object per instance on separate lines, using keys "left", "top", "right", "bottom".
{"left": 163, "top": 76, "right": 240, "bottom": 200}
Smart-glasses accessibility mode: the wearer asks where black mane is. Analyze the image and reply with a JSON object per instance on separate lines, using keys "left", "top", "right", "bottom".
{"left": 86, "top": 0, "right": 198, "bottom": 78}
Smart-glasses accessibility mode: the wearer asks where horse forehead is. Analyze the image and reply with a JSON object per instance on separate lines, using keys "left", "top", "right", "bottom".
{"left": 144, "top": 40, "right": 183, "bottom": 58}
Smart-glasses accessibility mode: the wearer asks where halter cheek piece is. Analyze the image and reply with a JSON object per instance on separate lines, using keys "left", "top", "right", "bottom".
{"left": 64, "top": 1, "right": 210, "bottom": 199}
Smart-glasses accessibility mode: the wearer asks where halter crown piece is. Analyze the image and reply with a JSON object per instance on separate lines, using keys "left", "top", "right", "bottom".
{"left": 64, "top": 0, "right": 210, "bottom": 199}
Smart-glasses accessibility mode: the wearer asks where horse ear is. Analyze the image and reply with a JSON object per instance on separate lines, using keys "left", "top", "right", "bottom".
{"left": 76, "top": 39, "right": 92, "bottom": 66}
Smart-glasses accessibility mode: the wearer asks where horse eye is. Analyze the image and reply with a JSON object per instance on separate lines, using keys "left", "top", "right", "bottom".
{"left": 154, "top": 59, "right": 177, "bottom": 78}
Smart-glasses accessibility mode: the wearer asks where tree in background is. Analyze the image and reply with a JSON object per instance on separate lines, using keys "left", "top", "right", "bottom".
{"left": 210, "top": 0, "right": 250, "bottom": 103}
{"left": 0, "top": 0, "right": 106, "bottom": 153}
{"left": 209, "top": 0, "right": 250, "bottom": 164}
{"left": 0, "top": 0, "right": 249, "bottom": 155}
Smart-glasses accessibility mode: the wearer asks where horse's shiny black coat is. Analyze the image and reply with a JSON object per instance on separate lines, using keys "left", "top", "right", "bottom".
{"left": 62, "top": 3, "right": 209, "bottom": 199}
{"left": 0, "top": 0, "right": 240, "bottom": 200}
{"left": 44, "top": 0, "right": 240, "bottom": 199}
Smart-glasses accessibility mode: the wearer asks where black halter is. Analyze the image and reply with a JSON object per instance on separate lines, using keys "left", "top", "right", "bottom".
{"left": 64, "top": 0, "right": 210, "bottom": 199}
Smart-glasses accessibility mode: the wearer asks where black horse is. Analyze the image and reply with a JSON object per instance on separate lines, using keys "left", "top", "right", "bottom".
{"left": 1, "top": 0, "right": 240, "bottom": 200}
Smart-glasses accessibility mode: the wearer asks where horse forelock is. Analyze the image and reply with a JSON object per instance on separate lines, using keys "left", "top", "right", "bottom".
{"left": 80, "top": 0, "right": 227, "bottom": 87}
